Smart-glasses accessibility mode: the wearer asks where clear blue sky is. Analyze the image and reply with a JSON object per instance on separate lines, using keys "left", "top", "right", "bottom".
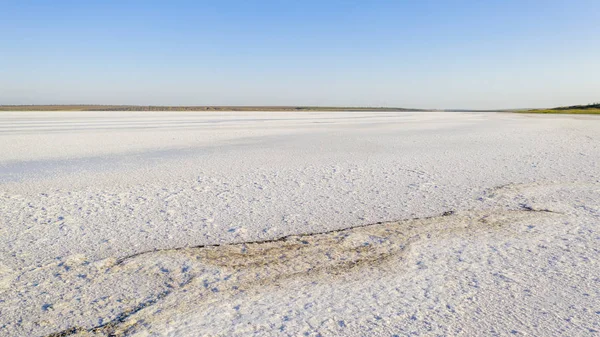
{"left": 1, "top": 0, "right": 598, "bottom": 109}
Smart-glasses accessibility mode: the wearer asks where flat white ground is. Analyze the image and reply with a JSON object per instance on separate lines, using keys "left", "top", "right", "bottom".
{"left": 0, "top": 111, "right": 598, "bottom": 336}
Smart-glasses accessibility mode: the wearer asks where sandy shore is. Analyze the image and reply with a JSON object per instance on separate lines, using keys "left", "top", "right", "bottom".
{"left": 1, "top": 111, "right": 599, "bottom": 336}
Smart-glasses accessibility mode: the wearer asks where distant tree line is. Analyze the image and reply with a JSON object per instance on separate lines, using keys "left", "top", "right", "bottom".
{"left": 553, "top": 103, "right": 600, "bottom": 110}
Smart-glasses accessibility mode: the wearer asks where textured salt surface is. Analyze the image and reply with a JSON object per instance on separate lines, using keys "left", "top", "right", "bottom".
{"left": 0, "top": 111, "right": 599, "bottom": 336}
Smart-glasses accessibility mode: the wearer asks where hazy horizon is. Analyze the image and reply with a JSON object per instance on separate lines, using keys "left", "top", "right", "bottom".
{"left": 2, "top": 1, "right": 599, "bottom": 109}
{"left": 0, "top": 104, "right": 550, "bottom": 111}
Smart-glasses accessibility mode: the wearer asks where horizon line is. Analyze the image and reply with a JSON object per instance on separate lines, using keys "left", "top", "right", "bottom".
{"left": 0, "top": 104, "right": 520, "bottom": 112}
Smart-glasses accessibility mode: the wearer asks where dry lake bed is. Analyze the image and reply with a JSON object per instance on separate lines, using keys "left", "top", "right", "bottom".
{"left": 0, "top": 111, "right": 599, "bottom": 336}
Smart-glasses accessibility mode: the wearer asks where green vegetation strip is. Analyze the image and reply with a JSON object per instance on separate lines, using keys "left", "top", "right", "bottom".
{"left": 518, "top": 108, "right": 600, "bottom": 115}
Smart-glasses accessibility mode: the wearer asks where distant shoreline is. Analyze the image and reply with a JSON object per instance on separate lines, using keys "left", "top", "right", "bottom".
{"left": 515, "top": 103, "right": 600, "bottom": 115}
{"left": 515, "top": 109, "right": 600, "bottom": 115}
{"left": 0, "top": 105, "right": 508, "bottom": 112}
{"left": 1, "top": 104, "right": 598, "bottom": 114}
{"left": 0, "top": 105, "right": 428, "bottom": 112}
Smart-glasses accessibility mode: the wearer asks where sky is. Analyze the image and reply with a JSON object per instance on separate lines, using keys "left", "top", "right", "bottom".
{"left": 1, "top": 0, "right": 599, "bottom": 109}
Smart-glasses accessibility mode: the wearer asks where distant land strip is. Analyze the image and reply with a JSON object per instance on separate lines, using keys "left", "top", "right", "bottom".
{"left": 0, "top": 104, "right": 598, "bottom": 114}
{"left": 516, "top": 103, "right": 600, "bottom": 115}
{"left": 0, "top": 105, "right": 428, "bottom": 112}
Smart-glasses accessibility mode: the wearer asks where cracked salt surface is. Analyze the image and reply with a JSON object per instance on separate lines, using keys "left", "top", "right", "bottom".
{"left": 0, "top": 111, "right": 599, "bottom": 336}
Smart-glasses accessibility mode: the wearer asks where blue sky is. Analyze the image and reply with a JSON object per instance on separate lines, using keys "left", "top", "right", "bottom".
{"left": 1, "top": 0, "right": 599, "bottom": 109}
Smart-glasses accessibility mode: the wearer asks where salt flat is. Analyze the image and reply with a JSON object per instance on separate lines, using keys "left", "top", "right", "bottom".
{"left": 0, "top": 111, "right": 599, "bottom": 336}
